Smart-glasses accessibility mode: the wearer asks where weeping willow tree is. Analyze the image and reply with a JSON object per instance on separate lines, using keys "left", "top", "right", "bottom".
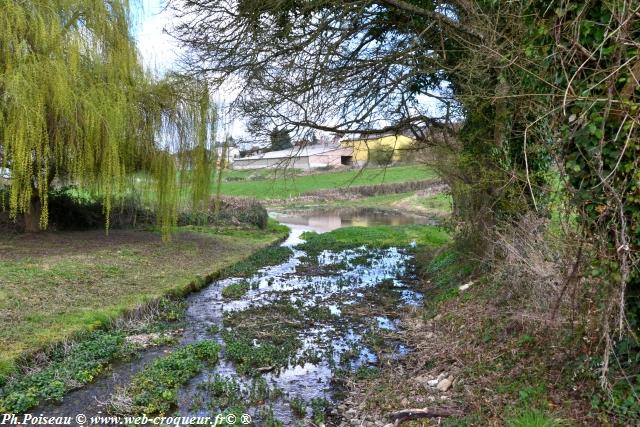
{"left": 0, "top": 0, "right": 215, "bottom": 234}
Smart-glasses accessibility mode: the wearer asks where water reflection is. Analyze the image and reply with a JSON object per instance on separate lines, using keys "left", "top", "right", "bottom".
{"left": 270, "top": 206, "right": 436, "bottom": 232}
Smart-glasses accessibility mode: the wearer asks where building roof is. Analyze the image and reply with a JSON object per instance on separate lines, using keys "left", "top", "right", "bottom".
{"left": 237, "top": 144, "right": 351, "bottom": 161}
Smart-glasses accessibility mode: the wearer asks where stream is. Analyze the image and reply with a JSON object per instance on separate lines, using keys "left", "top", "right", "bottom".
{"left": 37, "top": 207, "right": 428, "bottom": 426}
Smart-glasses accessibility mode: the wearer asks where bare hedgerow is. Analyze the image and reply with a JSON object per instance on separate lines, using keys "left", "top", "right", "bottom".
{"left": 489, "top": 213, "right": 590, "bottom": 331}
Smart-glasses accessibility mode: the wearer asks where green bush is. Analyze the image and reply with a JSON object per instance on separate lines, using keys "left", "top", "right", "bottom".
{"left": 369, "top": 147, "right": 395, "bottom": 166}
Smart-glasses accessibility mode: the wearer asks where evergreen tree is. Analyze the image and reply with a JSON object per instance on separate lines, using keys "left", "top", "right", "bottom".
{"left": 269, "top": 128, "right": 292, "bottom": 151}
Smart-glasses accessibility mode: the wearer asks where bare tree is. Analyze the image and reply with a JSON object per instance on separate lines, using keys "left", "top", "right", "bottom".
{"left": 169, "top": 0, "right": 480, "bottom": 142}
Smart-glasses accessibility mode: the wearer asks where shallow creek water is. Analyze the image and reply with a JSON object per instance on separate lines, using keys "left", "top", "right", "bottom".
{"left": 174, "top": 213, "right": 424, "bottom": 424}
{"left": 270, "top": 206, "right": 437, "bottom": 233}
{"left": 37, "top": 209, "right": 427, "bottom": 425}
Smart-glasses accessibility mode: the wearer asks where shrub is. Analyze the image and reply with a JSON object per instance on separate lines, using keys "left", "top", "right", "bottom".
{"left": 178, "top": 196, "right": 268, "bottom": 229}
{"left": 369, "top": 147, "right": 395, "bottom": 166}
{"left": 216, "top": 197, "right": 268, "bottom": 229}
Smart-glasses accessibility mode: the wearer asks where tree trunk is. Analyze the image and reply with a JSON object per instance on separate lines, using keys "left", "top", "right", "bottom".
{"left": 23, "top": 196, "right": 42, "bottom": 232}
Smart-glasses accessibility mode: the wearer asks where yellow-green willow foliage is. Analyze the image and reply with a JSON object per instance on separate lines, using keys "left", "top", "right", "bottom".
{"left": 0, "top": 0, "right": 215, "bottom": 234}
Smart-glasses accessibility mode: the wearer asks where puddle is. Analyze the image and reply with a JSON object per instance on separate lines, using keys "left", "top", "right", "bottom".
{"left": 270, "top": 206, "right": 438, "bottom": 232}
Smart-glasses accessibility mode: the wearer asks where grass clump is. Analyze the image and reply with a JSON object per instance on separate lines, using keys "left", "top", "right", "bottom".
{"left": 221, "top": 281, "right": 250, "bottom": 299}
{"left": 259, "top": 406, "right": 284, "bottom": 426}
{"left": 198, "top": 374, "right": 244, "bottom": 410}
{"left": 416, "top": 247, "right": 478, "bottom": 318}
{"left": 290, "top": 396, "right": 307, "bottom": 417}
{"left": 222, "top": 300, "right": 304, "bottom": 375}
{"left": 196, "top": 374, "right": 282, "bottom": 416}
{"left": 311, "top": 397, "right": 330, "bottom": 424}
{"left": 126, "top": 340, "right": 220, "bottom": 415}
{"left": 417, "top": 193, "right": 452, "bottom": 212}
{"left": 299, "top": 224, "right": 450, "bottom": 258}
{"left": 221, "top": 331, "right": 300, "bottom": 376}
{"left": 355, "top": 365, "right": 381, "bottom": 380}
{"left": 0, "top": 331, "right": 133, "bottom": 413}
{"left": 505, "top": 409, "right": 563, "bottom": 427}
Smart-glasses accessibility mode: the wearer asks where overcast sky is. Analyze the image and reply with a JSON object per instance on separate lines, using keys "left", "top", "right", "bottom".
{"left": 132, "top": 0, "right": 250, "bottom": 139}
{"left": 131, "top": 1, "right": 442, "bottom": 141}
{"left": 133, "top": 0, "right": 179, "bottom": 72}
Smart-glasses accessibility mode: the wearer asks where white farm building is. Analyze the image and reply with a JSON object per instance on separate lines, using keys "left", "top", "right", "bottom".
{"left": 232, "top": 144, "right": 353, "bottom": 171}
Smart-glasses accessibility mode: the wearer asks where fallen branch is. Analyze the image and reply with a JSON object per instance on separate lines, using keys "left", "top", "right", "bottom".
{"left": 388, "top": 407, "right": 464, "bottom": 424}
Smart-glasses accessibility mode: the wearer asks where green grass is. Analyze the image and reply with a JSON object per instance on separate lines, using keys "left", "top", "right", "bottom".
{"left": 125, "top": 340, "right": 220, "bottom": 415}
{"left": 416, "top": 193, "right": 452, "bottom": 212}
{"left": 0, "top": 331, "right": 134, "bottom": 412}
{"left": 0, "top": 224, "right": 288, "bottom": 379}
{"left": 290, "top": 396, "right": 307, "bottom": 417}
{"left": 298, "top": 224, "right": 450, "bottom": 258}
{"left": 275, "top": 191, "right": 415, "bottom": 210}
{"left": 194, "top": 374, "right": 284, "bottom": 418}
{"left": 221, "top": 332, "right": 301, "bottom": 376}
{"left": 222, "top": 299, "right": 307, "bottom": 375}
{"left": 221, "top": 245, "right": 293, "bottom": 278}
{"left": 505, "top": 409, "right": 563, "bottom": 427}
{"left": 221, "top": 281, "right": 250, "bottom": 299}
{"left": 219, "top": 165, "right": 437, "bottom": 199}
{"left": 311, "top": 398, "right": 330, "bottom": 425}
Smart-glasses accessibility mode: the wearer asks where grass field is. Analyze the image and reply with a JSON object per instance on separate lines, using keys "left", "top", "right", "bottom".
{"left": 0, "top": 222, "right": 287, "bottom": 376}
{"left": 219, "top": 165, "right": 437, "bottom": 199}
{"left": 276, "top": 191, "right": 452, "bottom": 215}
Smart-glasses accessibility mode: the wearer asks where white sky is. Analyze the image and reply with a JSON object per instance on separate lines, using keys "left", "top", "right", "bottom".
{"left": 133, "top": 0, "right": 249, "bottom": 139}
{"left": 131, "top": 1, "right": 445, "bottom": 140}
{"left": 133, "top": 0, "right": 179, "bottom": 73}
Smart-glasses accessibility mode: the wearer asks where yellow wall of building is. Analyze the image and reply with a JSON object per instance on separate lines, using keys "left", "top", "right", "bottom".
{"left": 342, "top": 135, "right": 413, "bottom": 162}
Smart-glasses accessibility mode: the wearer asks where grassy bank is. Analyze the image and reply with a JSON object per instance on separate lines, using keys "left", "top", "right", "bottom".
{"left": 337, "top": 241, "right": 611, "bottom": 425}
{"left": 220, "top": 165, "right": 437, "bottom": 199}
{"left": 275, "top": 191, "right": 452, "bottom": 216}
{"left": 292, "top": 225, "right": 608, "bottom": 425}
{"left": 299, "top": 224, "right": 450, "bottom": 258}
{"left": 0, "top": 221, "right": 288, "bottom": 378}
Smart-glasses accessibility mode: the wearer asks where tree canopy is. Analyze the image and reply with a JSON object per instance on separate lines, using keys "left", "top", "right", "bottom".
{"left": 170, "top": 0, "right": 640, "bottom": 399}
{"left": 269, "top": 128, "right": 292, "bottom": 151}
{"left": 171, "top": 0, "right": 470, "bottom": 139}
{"left": 0, "top": 0, "right": 215, "bottom": 233}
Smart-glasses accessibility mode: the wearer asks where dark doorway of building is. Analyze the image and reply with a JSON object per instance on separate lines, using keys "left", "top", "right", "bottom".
{"left": 341, "top": 155, "right": 353, "bottom": 166}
